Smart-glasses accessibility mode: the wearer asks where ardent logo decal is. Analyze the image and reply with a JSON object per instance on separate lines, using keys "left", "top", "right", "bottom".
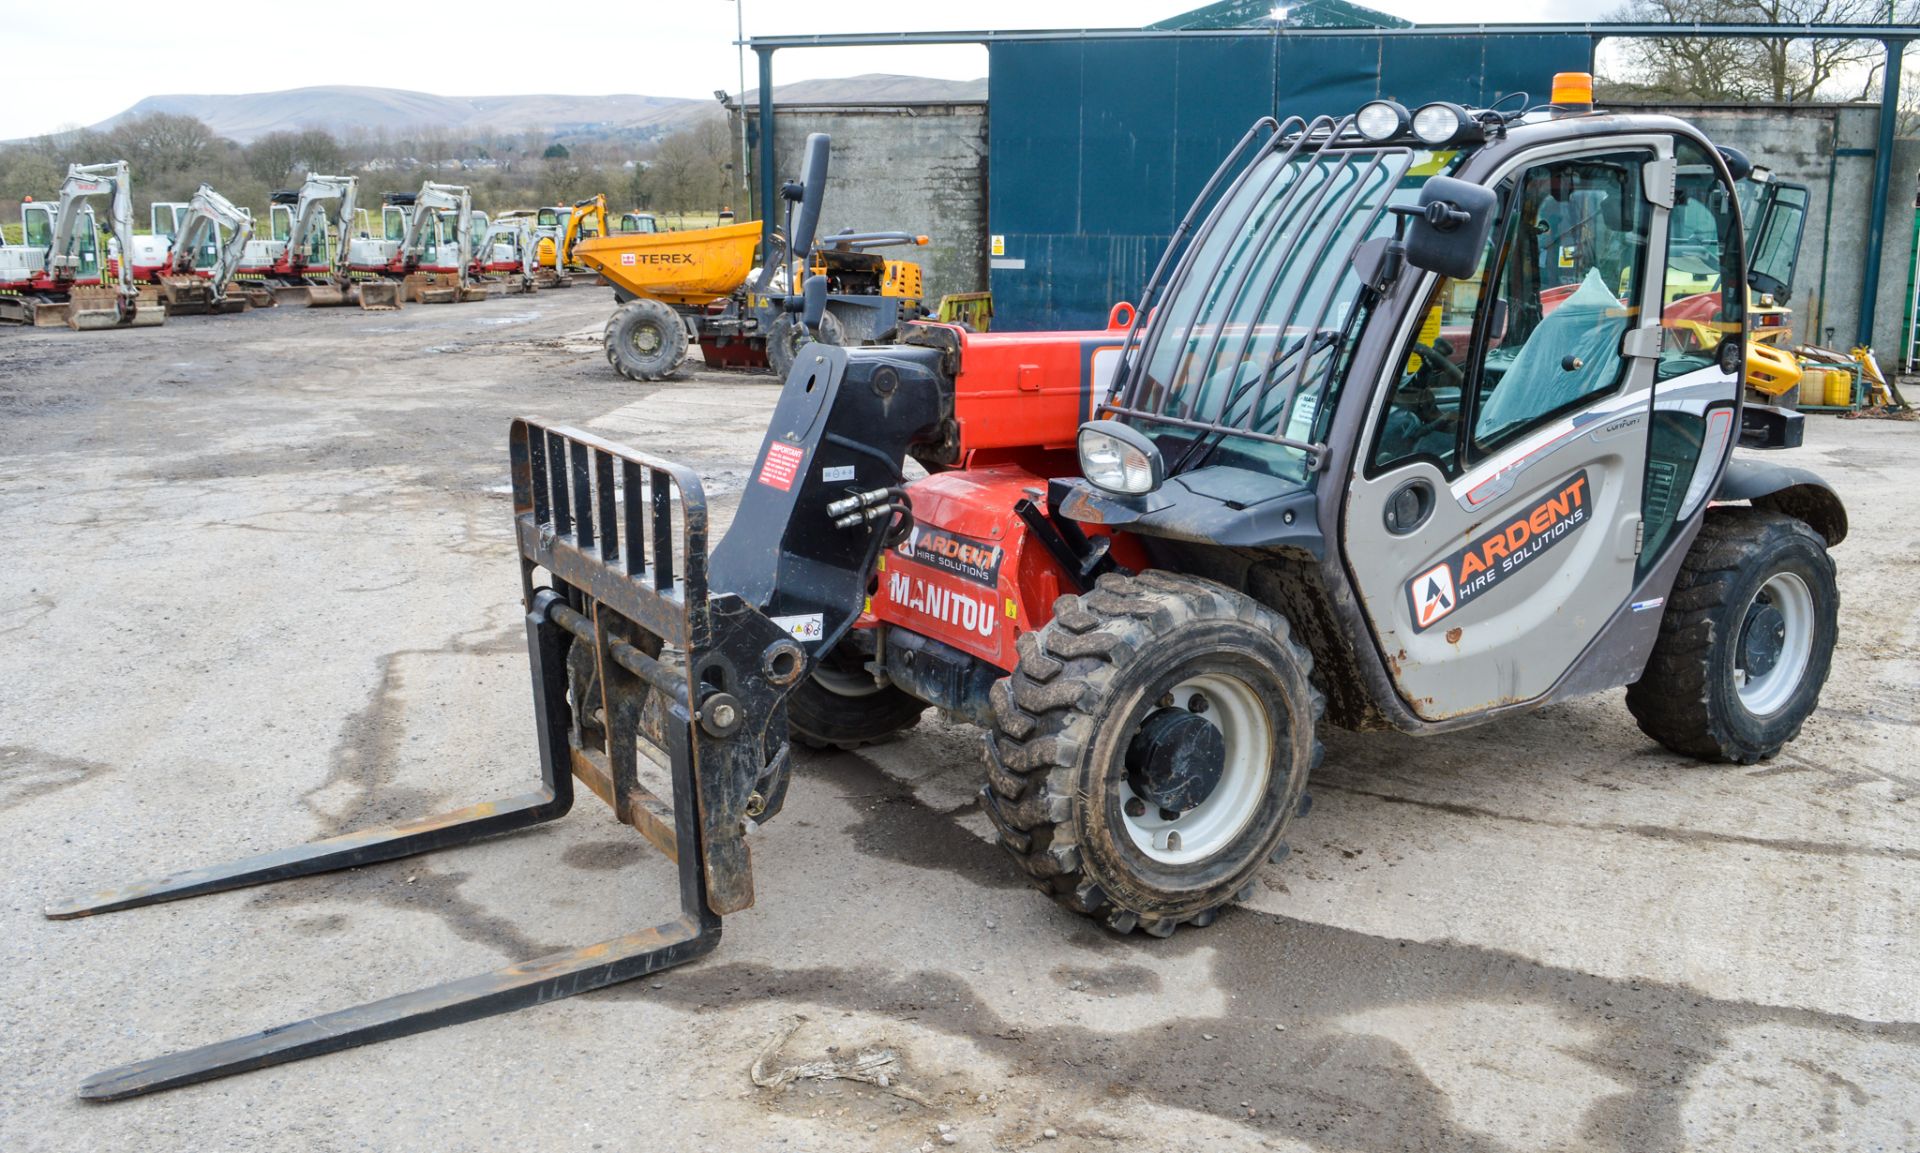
{"left": 1405, "top": 471, "right": 1592, "bottom": 633}
{"left": 886, "top": 571, "right": 996, "bottom": 638}
{"left": 899, "top": 526, "right": 1002, "bottom": 587}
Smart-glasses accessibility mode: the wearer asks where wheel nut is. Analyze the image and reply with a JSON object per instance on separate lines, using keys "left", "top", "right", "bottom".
{"left": 1187, "top": 693, "right": 1209, "bottom": 714}
{"left": 1125, "top": 798, "right": 1147, "bottom": 818}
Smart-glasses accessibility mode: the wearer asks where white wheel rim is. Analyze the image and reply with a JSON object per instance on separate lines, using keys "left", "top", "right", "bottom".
{"left": 1736, "top": 571, "right": 1814, "bottom": 717}
{"left": 1119, "top": 672, "right": 1274, "bottom": 866}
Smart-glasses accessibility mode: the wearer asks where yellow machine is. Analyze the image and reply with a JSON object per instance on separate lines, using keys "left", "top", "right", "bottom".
{"left": 571, "top": 131, "right": 932, "bottom": 382}
{"left": 534, "top": 194, "right": 608, "bottom": 272}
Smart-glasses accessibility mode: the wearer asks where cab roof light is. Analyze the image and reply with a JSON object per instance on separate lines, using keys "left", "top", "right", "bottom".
{"left": 1550, "top": 71, "right": 1594, "bottom": 112}
{"left": 1409, "top": 102, "right": 1484, "bottom": 148}
{"left": 1355, "top": 100, "right": 1410, "bottom": 143}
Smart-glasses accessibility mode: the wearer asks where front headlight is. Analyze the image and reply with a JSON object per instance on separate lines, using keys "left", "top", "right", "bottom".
{"left": 1077, "top": 420, "right": 1164, "bottom": 496}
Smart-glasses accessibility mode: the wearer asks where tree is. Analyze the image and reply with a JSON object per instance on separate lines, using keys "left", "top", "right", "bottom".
{"left": 542, "top": 142, "right": 570, "bottom": 160}
{"left": 1603, "top": 0, "right": 1920, "bottom": 103}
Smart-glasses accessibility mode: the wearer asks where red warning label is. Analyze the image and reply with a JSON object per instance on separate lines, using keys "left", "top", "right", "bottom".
{"left": 757, "top": 442, "right": 805, "bottom": 491}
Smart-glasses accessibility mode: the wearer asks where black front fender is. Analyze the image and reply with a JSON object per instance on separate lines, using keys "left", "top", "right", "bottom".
{"left": 1714, "top": 456, "right": 1848, "bottom": 546}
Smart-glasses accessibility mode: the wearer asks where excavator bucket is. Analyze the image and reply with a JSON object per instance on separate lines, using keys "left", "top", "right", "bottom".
{"left": 356, "top": 280, "right": 401, "bottom": 311}
{"left": 242, "top": 286, "right": 276, "bottom": 309}
{"left": 158, "top": 275, "right": 214, "bottom": 316}
{"left": 404, "top": 272, "right": 458, "bottom": 304}
{"left": 66, "top": 285, "right": 164, "bottom": 330}
{"left": 48, "top": 421, "right": 801, "bottom": 1099}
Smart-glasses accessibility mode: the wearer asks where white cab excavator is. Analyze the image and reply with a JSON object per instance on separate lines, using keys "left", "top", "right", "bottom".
{"left": 237, "top": 173, "right": 362, "bottom": 306}
{"left": 148, "top": 184, "right": 257, "bottom": 315}
{"left": 345, "top": 181, "right": 484, "bottom": 307}
{"left": 0, "top": 161, "right": 163, "bottom": 328}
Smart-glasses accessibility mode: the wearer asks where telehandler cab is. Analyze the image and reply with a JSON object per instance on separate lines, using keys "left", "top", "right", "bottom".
{"left": 54, "top": 76, "right": 1847, "bottom": 1099}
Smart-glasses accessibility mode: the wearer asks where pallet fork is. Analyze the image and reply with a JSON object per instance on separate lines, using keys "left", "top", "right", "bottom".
{"left": 49, "top": 421, "right": 808, "bottom": 1100}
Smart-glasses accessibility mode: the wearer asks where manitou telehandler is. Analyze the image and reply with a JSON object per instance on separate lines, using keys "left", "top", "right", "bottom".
{"left": 54, "top": 74, "right": 1848, "bottom": 1100}
{"left": 0, "top": 161, "right": 162, "bottom": 328}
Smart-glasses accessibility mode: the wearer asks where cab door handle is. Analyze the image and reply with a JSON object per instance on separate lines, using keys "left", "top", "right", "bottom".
{"left": 1383, "top": 480, "right": 1435, "bottom": 535}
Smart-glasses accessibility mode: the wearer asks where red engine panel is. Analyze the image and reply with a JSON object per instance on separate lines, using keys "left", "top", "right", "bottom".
{"left": 866, "top": 463, "right": 1148, "bottom": 671}
{"left": 923, "top": 301, "right": 1139, "bottom": 463}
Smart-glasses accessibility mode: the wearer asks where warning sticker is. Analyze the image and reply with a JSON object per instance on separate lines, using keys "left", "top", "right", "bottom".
{"left": 757, "top": 442, "right": 805, "bottom": 491}
{"left": 770, "top": 613, "right": 824, "bottom": 642}
{"left": 620, "top": 252, "right": 637, "bottom": 266}
{"left": 1405, "top": 470, "right": 1592, "bottom": 633}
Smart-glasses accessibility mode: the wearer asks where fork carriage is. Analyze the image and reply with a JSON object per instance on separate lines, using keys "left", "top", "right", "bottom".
{"left": 51, "top": 420, "right": 807, "bottom": 1100}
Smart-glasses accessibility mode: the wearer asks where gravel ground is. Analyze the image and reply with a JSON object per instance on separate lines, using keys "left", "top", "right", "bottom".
{"left": 2, "top": 290, "right": 1917, "bottom": 1153}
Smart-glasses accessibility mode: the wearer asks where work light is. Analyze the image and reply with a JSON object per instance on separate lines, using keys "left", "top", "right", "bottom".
{"left": 1410, "top": 102, "right": 1471, "bottom": 146}
{"left": 1354, "top": 100, "right": 1409, "bottom": 142}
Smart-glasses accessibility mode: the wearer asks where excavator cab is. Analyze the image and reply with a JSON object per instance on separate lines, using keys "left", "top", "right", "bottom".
{"left": 51, "top": 76, "right": 1848, "bottom": 1098}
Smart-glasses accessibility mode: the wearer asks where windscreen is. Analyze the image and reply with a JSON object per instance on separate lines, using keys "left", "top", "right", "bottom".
{"left": 1111, "top": 142, "right": 1463, "bottom": 483}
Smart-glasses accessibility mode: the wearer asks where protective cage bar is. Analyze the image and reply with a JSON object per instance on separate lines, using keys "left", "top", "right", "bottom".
{"left": 48, "top": 419, "right": 739, "bottom": 1101}
{"left": 1103, "top": 115, "right": 1407, "bottom": 469}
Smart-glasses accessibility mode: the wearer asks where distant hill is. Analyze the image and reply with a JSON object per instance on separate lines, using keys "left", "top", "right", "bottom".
{"left": 88, "top": 75, "right": 990, "bottom": 144}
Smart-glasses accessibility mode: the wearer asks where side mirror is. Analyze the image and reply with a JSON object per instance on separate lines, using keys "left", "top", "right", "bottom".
{"left": 789, "top": 133, "right": 831, "bottom": 261}
{"left": 801, "top": 273, "right": 828, "bottom": 329}
{"left": 1401, "top": 175, "right": 1497, "bottom": 280}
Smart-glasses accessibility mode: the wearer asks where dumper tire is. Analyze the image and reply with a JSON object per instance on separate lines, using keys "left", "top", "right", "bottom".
{"left": 1627, "top": 507, "right": 1838, "bottom": 764}
{"left": 982, "top": 571, "right": 1322, "bottom": 937}
{"left": 786, "top": 646, "right": 927, "bottom": 750}
{"left": 766, "top": 310, "right": 845, "bottom": 380}
{"left": 605, "top": 298, "right": 689, "bottom": 381}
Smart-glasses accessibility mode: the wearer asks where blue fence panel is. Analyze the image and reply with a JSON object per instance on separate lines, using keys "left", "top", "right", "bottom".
{"left": 988, "top": 32, "right": 1593, "bottom": 331}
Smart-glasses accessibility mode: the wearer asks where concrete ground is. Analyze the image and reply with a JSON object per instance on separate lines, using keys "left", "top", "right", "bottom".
{"left": 2, "top": 290, "right": 1917, "bottom": 1153}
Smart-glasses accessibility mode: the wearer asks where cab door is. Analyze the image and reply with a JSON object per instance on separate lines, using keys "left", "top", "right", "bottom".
{"left": 1342, "top": 137, "right": 1677, "bottom": 721}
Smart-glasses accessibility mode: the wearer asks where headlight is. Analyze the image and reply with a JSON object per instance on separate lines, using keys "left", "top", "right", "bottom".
{"left": 1077, "top": 420, "right": 1164, "bottom": 496}
{"left": 1411, "top": 102, "right": 1470, "bottom": 146}
{"left": 1354, "top": 100, "right": 1409, "bottom": 142}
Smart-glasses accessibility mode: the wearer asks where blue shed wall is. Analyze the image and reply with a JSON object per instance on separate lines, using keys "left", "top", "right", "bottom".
{"left": 986, "top": 33, "right": 1594, "bottom": 331}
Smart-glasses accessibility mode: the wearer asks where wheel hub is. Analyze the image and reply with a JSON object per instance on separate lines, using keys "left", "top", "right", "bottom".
{"left": 1740, "top": 601, "right": 1787, "bottom": 678}
{"left": 1125, "top": 708, "right": 1226, "bottom": 814}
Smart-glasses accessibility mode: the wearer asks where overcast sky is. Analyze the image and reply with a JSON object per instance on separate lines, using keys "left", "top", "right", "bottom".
{"left": 8, "top": 0, "right": 1608, "bottom": 141}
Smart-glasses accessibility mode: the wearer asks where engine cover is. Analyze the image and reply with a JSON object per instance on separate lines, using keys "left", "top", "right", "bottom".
{"left": 868, "top": 463, "right": 1144, "bottom": 671}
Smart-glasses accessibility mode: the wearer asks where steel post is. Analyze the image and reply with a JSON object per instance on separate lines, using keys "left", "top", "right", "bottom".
{"left": 758, "top": 46, "right": 776, "bottom": 261}
{"left": 1859, "top": 37, "right": 1905, "bottom": 348}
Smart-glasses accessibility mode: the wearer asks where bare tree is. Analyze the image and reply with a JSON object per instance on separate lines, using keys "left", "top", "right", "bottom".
{"left": 1603, "top": 0, "right": 1917, "bottom": 103}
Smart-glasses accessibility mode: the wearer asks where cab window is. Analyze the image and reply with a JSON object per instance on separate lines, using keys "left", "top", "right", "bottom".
{"left": 1658, "top": 139, "right": 1743, "bottom": 380}
{"left": 1370, "top": 242, "right": 1497, "bottom": 476}
{"left": 1469, "top": 151, "right": 1650, "bottom": 455}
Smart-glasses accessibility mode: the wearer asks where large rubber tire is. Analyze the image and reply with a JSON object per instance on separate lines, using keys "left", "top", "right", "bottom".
{"left": 766, "top": 310, "right": 845, "bottom": 380}
{"left": 786, "top": 647, "right": 928, "bottom": 750}
{"left": 604, "top": 298, "right": 689, "bottom": 381}
{"left": 1627, "top": 507, "right": 1838, "bottom": 764}
{"left": 983, "top": 571, "right": 1323, "bottom": 937}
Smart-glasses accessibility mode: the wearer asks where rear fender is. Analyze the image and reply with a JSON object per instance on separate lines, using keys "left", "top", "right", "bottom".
{"left": 1713, "top": 456, "right": 1848, "bottom": 546}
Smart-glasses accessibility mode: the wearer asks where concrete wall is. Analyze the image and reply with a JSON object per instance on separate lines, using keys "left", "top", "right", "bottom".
{"left": 1619, "top": 102, "right": 1919, "bottom": 362}
{"left": 739, "top": 103, "right": 988, "bottom": 308}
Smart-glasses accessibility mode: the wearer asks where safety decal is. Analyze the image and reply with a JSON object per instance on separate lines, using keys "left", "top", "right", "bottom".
{"left": 822, "top": 464, "right": 855, "bottom": 483}
{"left": 756, "top": 441, "right": 805, "bottom": 491}
{"left": 619, "top": 252, "right": 636, "bottom": 266}
{"left": 885, "top": 571, "right": 997, "bottom": 639}
{"left": 770, "top": 613, "right": 824, "bottom": 642}
{"left": 1405, "top": 470, "right": 1592, "bottom": 633}
{"left": 899, "top": 525, "right": 1003, "bottom": 587}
